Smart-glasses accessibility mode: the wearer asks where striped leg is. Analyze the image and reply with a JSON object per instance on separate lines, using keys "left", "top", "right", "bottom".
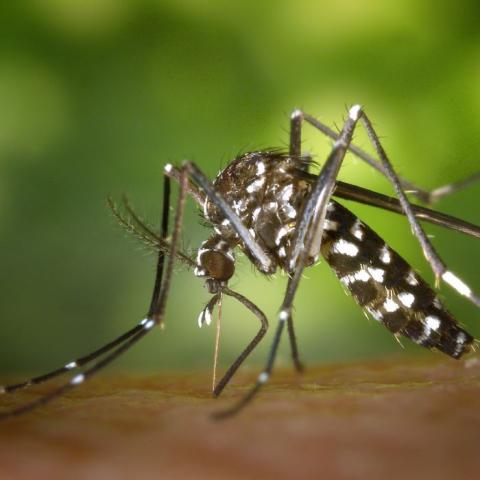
{"left": 213, "top": 107, "right": 360, "bottom": 418}
{"left": 0, "top": 166, "right": 189, "bottom": 420}
{"left": 290, "top": 109, "right": 479, "bottom": 205}
{"left": 359, "top": 111, "right": 479, "bottom": 307}
{"left": 112, "top": 199, "right": 271, "bottom": 398}
{"left": 117, "top": 168, "right": 273, "bottom": 398}
{"left": 293, "top": 108, "right": 480, "bottom": 308}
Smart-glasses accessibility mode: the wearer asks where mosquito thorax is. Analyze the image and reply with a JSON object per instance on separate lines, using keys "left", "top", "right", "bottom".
{"left": 202, "top": 151, "right": 314, "bottom": 273}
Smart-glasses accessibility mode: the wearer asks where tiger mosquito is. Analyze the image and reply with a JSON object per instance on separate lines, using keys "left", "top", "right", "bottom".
{"left": 1, "top": 105, "right": 479, "bottom": 420}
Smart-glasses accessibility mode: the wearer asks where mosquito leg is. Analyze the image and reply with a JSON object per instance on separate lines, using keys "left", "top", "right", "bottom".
{"left": 1, "top": 176, "right": 175, "bottom": 398}
{"left": 212, "top": 286, "right": 268, "bottom": 398}
{"left": 0, "top": 323, "right": 152, "bottom": 420}
{"left": 147, "top": 173, "right": 171, "bottom": 320}
{"left": 294, "top": 109, "right": 479, "bottom": 205}
{"left": 147, "top": 165, "right": 188, "bottom": 324}
{"left": 286, "top": 317, "right": 304, "bottom": 372}
{"left": 164, "top": 163, "right": 205, "bottom": 206}
{"left": 0, "top": 167, "right": 190, "bottom": 419}
{"left": 331, "top": 180, "right": 480, "bottom": 239}
{"left": 357, "top": 111, "right": 480, "bottom": 307}
{"left": 290, "top": 109, "right": 303, "bottom": 159}
{"left": 284, "top": 110, "right": 310, "bottom": 373}
{"left": 428, "top": 172, "right": 480, "bottom": 204}
{"left": 0, "top": 322, "right": 146, "bottom": 395}
{"left": 214, "top": 109, "right": 360, "bottom": 418}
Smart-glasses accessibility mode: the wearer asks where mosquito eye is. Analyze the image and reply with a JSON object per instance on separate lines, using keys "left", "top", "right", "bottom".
{"left": 200, "top": 251, "right": 235, "bottom": 281}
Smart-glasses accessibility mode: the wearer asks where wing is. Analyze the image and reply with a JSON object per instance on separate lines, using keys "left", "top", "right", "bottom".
{"left": 320, "top": 200, "right": 474, "bottom": 358}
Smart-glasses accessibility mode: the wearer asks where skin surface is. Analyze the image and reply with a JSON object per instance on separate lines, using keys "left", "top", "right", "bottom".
{"left": 0, "top": 356, "right": 479, "bottom": 480}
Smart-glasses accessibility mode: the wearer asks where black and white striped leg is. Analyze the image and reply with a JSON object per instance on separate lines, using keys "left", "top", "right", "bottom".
{"left": 294, "top": 107, "right": 480, "bottom": 308}
{"left": 0, "top": 166, "right": 189, "bottom": 420}
{"left": 116, "top": 172, "right": 275, "bottom": 398}
{"left": 112, "top": 195, "right": 271, "bottom": 398}
{"left": 292, "top": 109, "right": 479, "bottom": 205}
{"left": 0, "top": 197, "right": 165, "bottom": 397}
{"left": 214, "top": 110, "right": 359, "bottom": 418}
{"left": 0, "top": 322, "right": 146, "bottom": 396}
{"left": 0, "top": 322, "right": 154, "bottom": 420}
{"left": 358, "top": 111, "right": 480, "bottom": 307}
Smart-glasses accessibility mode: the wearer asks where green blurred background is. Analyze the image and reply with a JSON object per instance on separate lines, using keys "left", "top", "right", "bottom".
{"left": 0, "top": 0, "right": 478, "bottom": 377}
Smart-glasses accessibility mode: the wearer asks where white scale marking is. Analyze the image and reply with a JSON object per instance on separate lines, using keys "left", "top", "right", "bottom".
{"left": 246, "top": 177, "right": 265, "bottom": 193}
{"left": 256, "top": 161, "right": 266, "bottom": 175}
{"left": 65, "top": 362, "right": 77, "bottom": 370}
{"left": 198, "top": 308, "right": 212, "bottom": 328}
{"left": 217, "top": 240, "right": 228, "bottom": 250}
{"left": 258, "top": 372, "right": 269, "bottom": 384}
{"left": 291, "top": 109, "right": 302, "bottom": 120}
{"left": 252, "top": 207, "right": 261, "bottom": 222}
{"left": 349, "top": 104, "right": 362, "bottom": 121}
{"left": 368, "top": 267, "right": 385, "bottom": 283}
{"left": 454, "top": 332, "right": 467, "bottom": 356}
{"left": 224, "top": 249, "right": 235, "bottom": 262}
{"left": 203, "top": 197, "right": 209, "bottom": 218}
{"left": 282, "top": 203, "right": 297, "bottom": 219}
{"left": 442, "top": 271, "right": 472, "bottom": 298}
{"left": 71, "top": 374, "right": 85, "bottom": 385}
{"left": 144, "top": 319, "right": 155, "bottom": 330}
{"left": 333, "top": 239, "right": 359, "bottom": 257}
{"left": 323, "top": 219, "right": 338, "bottom": 231}
{"left": 197, "top": 247, "right": 209, "bottom": 263}
{"left": 281, "top": 184, "right": 294, "bottom": 202}
{"left": 275, "top": 226, "right": 289, "bottom": 246}
{"left": 350, "top": 220, "right": 364, "bottom": 240}
{"left": 417, "top": 315, "right": 443, "bottom": 344}
{"left": 341, "top": 269, "right": 370, "bottom": 285}
{"left": 384, "top": 298, "right": 399, "bottom": 313}
{"left": 433, "top": 297, "right": 442, "bottom": 309}
{"left": 398, "top": 292, "right": 415, "bottom": 308}
{"left": 380, "top": 245, "right": 391, "bottom": 264}
{"left": 194, "top": 267, "right": 206, "bottom": 277}
{"left": 406, "top": 270, "right": 419, "bottom": 286}
{"left": 424, "top": 315, "right": 441, "bottom": 332}
{"left": 456, "top": 331, "right": 467, "bottom": 346}
{"left": 232, "top": 199, "right": 245, "bottom": 214}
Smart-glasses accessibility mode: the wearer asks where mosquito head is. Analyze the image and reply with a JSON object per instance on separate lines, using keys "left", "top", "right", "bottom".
{"left": 194, "top": 235, "right": 236, "bottom": 292}
{"left": 199, "top": 249, "right": 235, "bottom": 282}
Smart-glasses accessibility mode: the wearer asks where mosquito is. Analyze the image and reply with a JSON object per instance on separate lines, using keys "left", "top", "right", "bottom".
{"left": 1, "top": 105, "right": 479, "bottom": 420}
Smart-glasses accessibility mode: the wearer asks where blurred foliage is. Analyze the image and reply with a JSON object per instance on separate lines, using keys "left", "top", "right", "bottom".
{"left": 0, "top": 0, "right": 479, "bottom": 375}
